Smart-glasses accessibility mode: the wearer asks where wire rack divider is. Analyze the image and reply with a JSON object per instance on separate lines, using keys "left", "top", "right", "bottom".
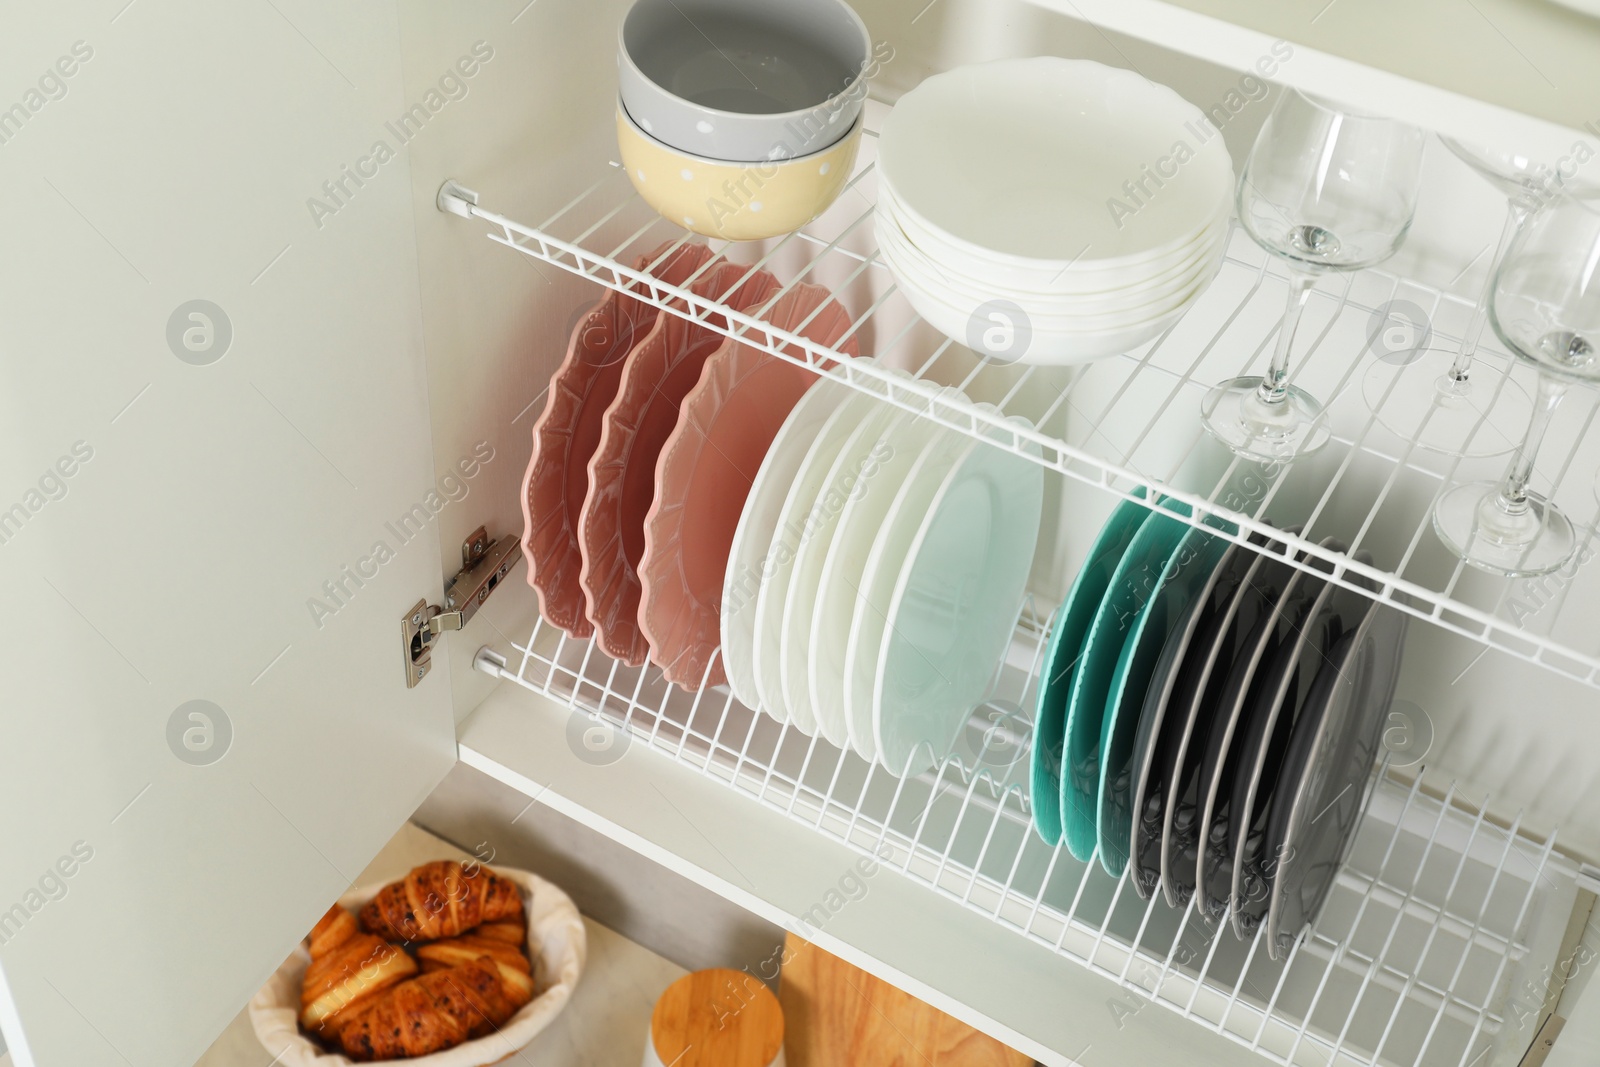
{"left": 477, "top": 613, "right": 1577, "bottom": 1067}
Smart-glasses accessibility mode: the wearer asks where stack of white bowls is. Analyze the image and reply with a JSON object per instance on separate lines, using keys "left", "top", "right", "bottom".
{"left": 876, "top": 58, "right": 1236, "bottom": 365}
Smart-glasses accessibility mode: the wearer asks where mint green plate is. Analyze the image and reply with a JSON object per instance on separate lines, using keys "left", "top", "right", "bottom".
{"left": 1030, "top": 488, "right": 1150, "bottom": 845}
{"left": 1097, "top": 515, "right": 1229, "bottom": 876}
{"left": 1061, "top": 496, "right": 1190, "bottom": 862}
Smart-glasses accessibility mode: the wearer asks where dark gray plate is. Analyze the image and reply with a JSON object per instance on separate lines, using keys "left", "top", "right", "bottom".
{"left": 1195, "top": 537, "right": 1342, "bottom": 928}
{"left": 1158, "top": 527, "right": 1299, "bottom": 910}
{"left": 1265, "top": 585, "right": 1406, "bottom": 959}
{"left": 1224, "top": 547, "right": 1362, "bottom": 939}
{"left": 1102, "top": 521, "right": 1230, "bottom": 883}
{"left": 1127, "top": 531, "right": 1267, "bottom": 900}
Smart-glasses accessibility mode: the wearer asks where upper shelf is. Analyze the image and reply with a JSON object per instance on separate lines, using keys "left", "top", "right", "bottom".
{"left": 437, "top": 157, "right": 1600, "bottom": 696}
{"left": 1019, "top": 0, "right": 1600, "bottom": 164}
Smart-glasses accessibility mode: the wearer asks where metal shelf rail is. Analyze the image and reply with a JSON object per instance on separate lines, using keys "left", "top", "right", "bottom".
{"left": 438, "top": 162, "right": 1600, "bottom": 694}
{"left": 476, "top": 613, "right": 1580, "bottom": 1067}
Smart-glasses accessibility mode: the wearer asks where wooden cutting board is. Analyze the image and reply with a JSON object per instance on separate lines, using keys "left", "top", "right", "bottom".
{"left": 779, "top": 933, "right": 1034, "bottom": 1066}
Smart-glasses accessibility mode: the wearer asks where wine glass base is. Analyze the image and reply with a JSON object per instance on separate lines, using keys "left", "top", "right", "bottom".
{"left": 1362, "top": 349, "right": 1531, "bottom": 458}
{"left": 1432, "top": 481, "right": 1576, "bottom": 577}
{"left": 1201, "top": 378, "right": 1330, "bottom": 461}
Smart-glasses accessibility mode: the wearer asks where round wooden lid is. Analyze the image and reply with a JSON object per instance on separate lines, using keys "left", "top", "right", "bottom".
{"left": 650, "top": 968, "right": 785, "bottom": 1067}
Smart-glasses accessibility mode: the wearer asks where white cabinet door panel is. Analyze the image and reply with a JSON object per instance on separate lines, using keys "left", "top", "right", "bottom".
{"left": 0, "top": 3, "right": 457, "bottom": 1064}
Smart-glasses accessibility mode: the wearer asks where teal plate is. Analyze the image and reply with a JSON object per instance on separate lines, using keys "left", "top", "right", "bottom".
{"left": 1096, "top": 515, "right": 1229, "bottom": 877}
{"left": 1061, "top": 495, "right": 1189, "bottom": 862}
{"left": 1029, "top": 488, "right": 1150, "bottom": 845}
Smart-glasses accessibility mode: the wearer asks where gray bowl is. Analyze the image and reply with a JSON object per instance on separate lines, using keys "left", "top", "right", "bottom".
{"left": 618, "top": 0, "right": 871, "bottom": 163}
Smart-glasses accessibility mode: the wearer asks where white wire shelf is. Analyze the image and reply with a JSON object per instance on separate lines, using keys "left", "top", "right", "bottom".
{"left": 439, "top": 158, "right": 1600, "bottom": 693}
{"left": 476, "top": 614, "right": 1581, "bottom": 1067}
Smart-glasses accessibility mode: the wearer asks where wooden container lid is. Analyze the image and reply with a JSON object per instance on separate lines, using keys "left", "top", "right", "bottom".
{"left": 650, "top": 968, "right": 785, "bottom": 1067}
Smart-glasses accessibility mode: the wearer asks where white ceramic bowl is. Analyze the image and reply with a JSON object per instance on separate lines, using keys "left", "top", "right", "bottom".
{"left": 880, "top": 240, "right": 1218, "bottom": 336}
{"left": 877, "top": 198, "right": 1226, "bottom": 312}
{"left": 880, "top": 174, "right": 1229, "bottom": 294}
{"left": 878, "top": 230, "right": 1193, "bottom": 331}
{"left": 879, "top": 170, "right": 1226, "bottom": 278}
{"left": 877, "top": 210, "right": 1225, "bottom": 327}
{"left": 887, "top": 266, "right": 1202, "bottom": 362}
{"left": 878, "top": 228, "right": 1221, "bottom": 363}
{"left": 877, "top": 57, "right": 1235, "bottom": 267}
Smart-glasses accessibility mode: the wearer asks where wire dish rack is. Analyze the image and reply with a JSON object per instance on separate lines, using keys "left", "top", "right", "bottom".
{"left": 443, "top": 125, "right": 1596, "bottom": 1066}
{"left": 475, "top": 613, "right": 1581, "bottom": 1067}
{"left": 439, "top": 152, "right": 1600, "bottom": 693}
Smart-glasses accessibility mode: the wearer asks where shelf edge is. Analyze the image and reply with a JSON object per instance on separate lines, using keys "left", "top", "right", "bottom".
{"left": 1018, "top": 0, "right": 1597, "bottom": 164}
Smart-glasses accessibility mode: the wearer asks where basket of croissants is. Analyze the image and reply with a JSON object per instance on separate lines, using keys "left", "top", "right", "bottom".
{"left": 249, "top": 860, "right": 586, "bottom": 1064}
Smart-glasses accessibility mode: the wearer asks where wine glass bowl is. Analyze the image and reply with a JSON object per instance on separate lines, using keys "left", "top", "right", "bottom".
{"left": 1239, "top": 189, "right": 1419, "bottom": 274}
{"left": 1360, "top": 134, "right": 1600, "bottom": 459}
{"left": 1490, "top": 251, "right": 1600, "bottom": 381}
{"left": 1205, "top": 90, "right": 1426, "bottom": 460}
{"left": 1441, "top": 136, "right": 1569, "bottom": 210}
{"left": 1236, "top": 95, "right": 1424, "bottom": 272}
{"left": 1540, "top": 331, "right": 1597, "bottom": 370}
{"left": 1433, "top": 192, "right": 1600, "bottom": 576}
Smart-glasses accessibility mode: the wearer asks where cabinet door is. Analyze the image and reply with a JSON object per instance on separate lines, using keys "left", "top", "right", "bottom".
{"left": 0, "top": 4, "right": 458, "bottom": 1064}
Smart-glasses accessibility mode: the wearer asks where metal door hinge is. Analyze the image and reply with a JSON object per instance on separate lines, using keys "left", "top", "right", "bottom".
{"left": 1518, "top": 1015, "right": 1565, "bottom": 1067}
{"left": 403, "top": 526, "right": 519, "bottom": 687}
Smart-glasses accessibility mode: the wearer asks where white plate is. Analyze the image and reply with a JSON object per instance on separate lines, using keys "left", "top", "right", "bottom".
{"left": 779, "top": 395, "right": 901, "bottom": 744}
{"left": 810, "top": 395, "right": 954, "bottom": 757}
{"left": 842, "top": 410, "right": 976, "bottom": 761}
{"left": 873, "top": 418, "right": 1045, "bottom": 776}
{"left": 879, "top": 175, "right": 1227, "bottom": 296}
{"left": 752, "top": 387, "right": 885, "bottom": 730}
{"left": 878, "top": 57, "right": 1235, "bottom": 266}
{"left": 722, "top": 371, "right": 852, "bottom": 715}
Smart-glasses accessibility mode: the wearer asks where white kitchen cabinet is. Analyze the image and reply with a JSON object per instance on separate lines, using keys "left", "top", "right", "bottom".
{"left": 0, "top": 5, "right": 460, "bottom": 1065}
{"left": 1, "top": 1, "right": 1598, "bottom": 1066}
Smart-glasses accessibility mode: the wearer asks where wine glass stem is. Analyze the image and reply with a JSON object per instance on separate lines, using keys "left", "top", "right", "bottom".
{"left": 1447, "top": 201, "right": 1529, "bottom": 384}
{"left": 1492, "top": 372, "right": 1566, "bottom": 517}
{"left": 1257, "top": 271, "right": 1316, "bottom": 407}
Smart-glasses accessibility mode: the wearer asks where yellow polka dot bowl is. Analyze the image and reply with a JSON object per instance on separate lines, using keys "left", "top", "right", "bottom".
{"left": 617, "top": 101, "right": 861, "bottom": 242}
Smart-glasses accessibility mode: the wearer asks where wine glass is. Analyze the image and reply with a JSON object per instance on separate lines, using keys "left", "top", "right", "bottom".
{"left": 1433, "top": 191, "right": 1600, "bottom": 576}
{"left": 1360, "top": 138, "right": 1585, "bottom": 458}
{"left": 1203, "top": 90, "right": 1426, "bottom": 461}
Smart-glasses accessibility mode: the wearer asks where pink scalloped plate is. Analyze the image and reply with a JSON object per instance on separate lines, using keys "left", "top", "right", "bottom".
{"left": 520, "top": 242, "right": 717, "bottom": 637}
{"left": 639, "top": 284, "right": 862, "bottom": 690}
{"left": 579, "top": 262, "right": 783, "bottom": 666}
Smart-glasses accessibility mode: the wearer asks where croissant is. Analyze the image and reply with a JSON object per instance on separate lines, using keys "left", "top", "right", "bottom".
{"left": 300, "top": 906, "right": 418, "bottom": 1038}
{"left": 308, "top": 905, "right": 358, "bottom": 959}
{"left": 359, "top": 861, "right": 524, "bottom": 943}
{"left": 474, "top": 919, "right": 527, "bottom": 945}
{"left": 417, "top": 935, "right": 536, "bottom": 1003}
{"left": 337, "top": 955, "right": 532, "bottom": 1061}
